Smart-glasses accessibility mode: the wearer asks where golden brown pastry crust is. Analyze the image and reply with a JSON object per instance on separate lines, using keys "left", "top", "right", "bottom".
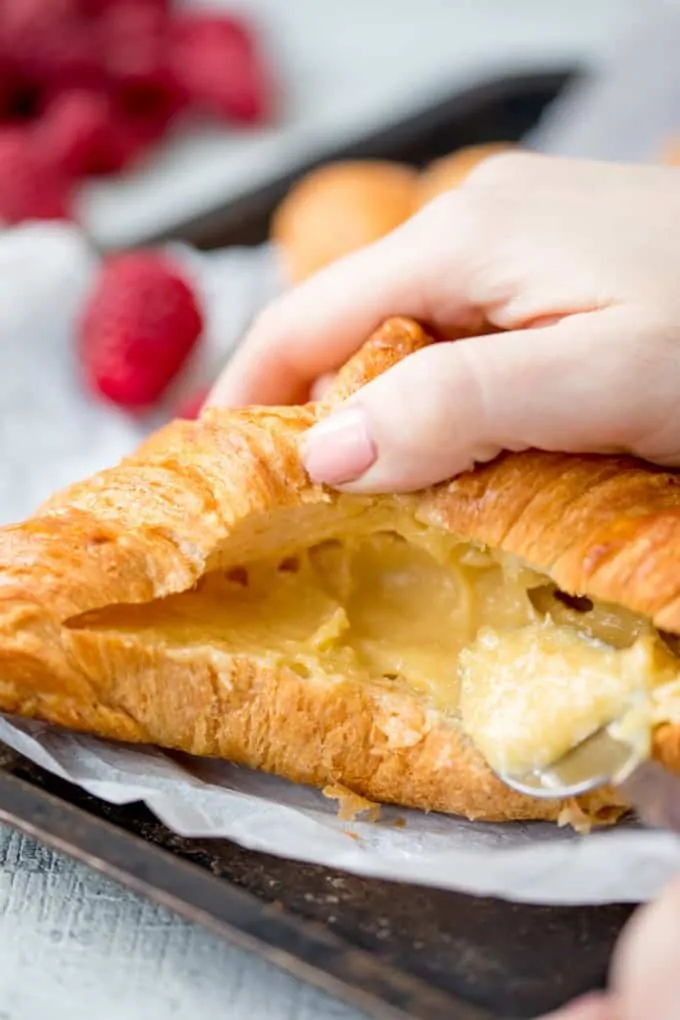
{"left": 2, "top": 317, "right": 680, "bottom": 824}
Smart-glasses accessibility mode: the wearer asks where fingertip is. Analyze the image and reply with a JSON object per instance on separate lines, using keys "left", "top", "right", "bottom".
{"left": 300, "top": 405, "right": 378, "bottom": 485}
{"left": 298, "top": 342, "right": 484, "bottom": 492}
{"left": 537, "top": 992, "right": 614, "bottom": 1019}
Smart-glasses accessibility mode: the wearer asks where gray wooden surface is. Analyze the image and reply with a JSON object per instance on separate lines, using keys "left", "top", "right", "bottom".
{"left": 0, "top": 825, "right": 367, "bottom": 1020}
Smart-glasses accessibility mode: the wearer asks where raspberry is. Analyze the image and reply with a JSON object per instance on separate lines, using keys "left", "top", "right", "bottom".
{"left": 102, "top": 5, "right": 180, "bottom": 96}
{"left": 89, "top": 0, "right": 170, "bottom": 12}
{"left": 95, "top": 117, "right": 154, "bottom": 175}
{"left": 101, "top": 2, "right": 187, "bottom": 145}
{"left": 79, "top": 251, "right": 204, "bottom": 410}
{"left": 0, "top": 127, "right": 72, "bottom": 224}
{"left": 170, "top": 13, "right": 270, "bottom": 125}
{"left": 0, "top": 55, "right": 32, "bottom": 121}
{"left": 35, "top": 89, "right": 114, "bottom": 176}
{"left": 101, "top": 4, "right": 166, "bottom": 87}
{"left": 35, "top": 89, "right": 173, "bottom": 180}
{"left": 36, "top": 88, "right": 161, "bottom": 177}
{"left": 0, "top": 0, "right": 103, "bottom": 92}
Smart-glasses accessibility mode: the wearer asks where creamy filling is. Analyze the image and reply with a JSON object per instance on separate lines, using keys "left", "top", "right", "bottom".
{"left": 68, "top": 529, "right": 680, "bottom": 777}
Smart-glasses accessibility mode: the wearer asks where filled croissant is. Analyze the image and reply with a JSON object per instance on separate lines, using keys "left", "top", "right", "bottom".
{"left": 2, "top": 317, "right": 680, "bottom": 827}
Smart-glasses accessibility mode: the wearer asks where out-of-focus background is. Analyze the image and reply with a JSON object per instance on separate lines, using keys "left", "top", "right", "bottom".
{"left": 0, "top": 0, "right": 637, "bottom": 247}
{"left": 77, "top": 0, "right": 635, "bottom": 249}
{"left": 2, "top": 0, "right": 671, "bottom": 527}
{"left": 0, "top": 3, "right": 677, "bottom": 1019}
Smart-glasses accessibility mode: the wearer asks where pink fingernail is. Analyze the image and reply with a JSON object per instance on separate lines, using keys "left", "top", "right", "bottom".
{"left": 301, "top": 406, "right": 377, "bottom": 485}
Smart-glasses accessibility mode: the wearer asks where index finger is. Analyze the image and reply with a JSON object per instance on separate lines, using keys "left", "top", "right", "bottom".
{"left": 208, "top": 193, "right": 478, "bottom": 407}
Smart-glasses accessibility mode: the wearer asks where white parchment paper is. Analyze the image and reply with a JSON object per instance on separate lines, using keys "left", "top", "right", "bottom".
{"left": 6, "top": 10, "right": 680, "bottom": 904}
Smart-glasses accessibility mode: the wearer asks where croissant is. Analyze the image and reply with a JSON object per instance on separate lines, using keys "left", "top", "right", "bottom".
{"left": 2, "top": 317, "right": 680, "bottom": 827}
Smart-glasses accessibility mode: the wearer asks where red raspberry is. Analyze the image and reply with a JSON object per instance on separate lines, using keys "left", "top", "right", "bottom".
{"left": 89, "top": 0, "right": 170, "bottom": 12}
{"left": 0, "top": 0, "right": 103, "bottom": 91}
{"left": 79, "top": 251, "right": 204, "bottom": 410}
{"left": 101, "top": 4, "right": 182, "bottom": 100}
{"left": 170, "top": 13, "right": 271, "bottom": 125}
{"left": 35, "top": 89, "right": 114, "bottom": 176}
{"left": 100, "top": 4, "right": 166, "bottom": 87}
{"left": 0, "top": 53, "right": 33, "bottom": 121}
{"left": 100, "top": 2, "right": 187, "bottom": 150}
{"left": 35, "top": 89, "right": 158, "bottom": 177}
{"left": 102, "top": 116, "right": 167, "bottom": 173}
{"left": 94, "top": 116, "right": 154, "bottom": 175}
{"left": 0, "top": 127, "right": 73, "bottom": 224}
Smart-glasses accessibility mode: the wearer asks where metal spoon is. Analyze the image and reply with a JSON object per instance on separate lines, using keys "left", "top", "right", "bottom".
{"left": 502, "top": 727, "right": 680, "bottom": 833}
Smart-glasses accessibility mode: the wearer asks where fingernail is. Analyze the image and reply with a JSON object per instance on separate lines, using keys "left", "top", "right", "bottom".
{"left": 301, "top": 406, "right": 377, "bottom": 485}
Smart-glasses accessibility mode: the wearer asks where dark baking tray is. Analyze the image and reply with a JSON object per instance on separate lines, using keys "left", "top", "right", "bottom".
{"left": 0, "top": 749, "right": 632, "bottom": 1020}
{"left": 0, "top": 68, "right": 636, "bottom": 1020}
{"left": 147, "top": 66, "right": 575, "bottom": 250}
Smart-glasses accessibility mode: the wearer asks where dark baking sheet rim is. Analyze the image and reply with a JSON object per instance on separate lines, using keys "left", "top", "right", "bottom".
{"left": 0, "top": 65, "right": 630, "bottom": 1020}
{"left": 0, "top": 765, "right": 496, "bottom": 1020}
{"left": 141, "top": 66, "right": 577, "bottom": 250}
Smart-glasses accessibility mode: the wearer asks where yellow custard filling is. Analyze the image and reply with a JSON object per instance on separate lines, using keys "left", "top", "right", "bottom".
{"left": 69, "top": 527, "right": 680, "bottom": 777}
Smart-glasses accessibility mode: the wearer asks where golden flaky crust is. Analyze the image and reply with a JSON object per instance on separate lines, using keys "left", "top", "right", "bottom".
{"left": 1, "top": 317, "right": 680, "bottom": 825}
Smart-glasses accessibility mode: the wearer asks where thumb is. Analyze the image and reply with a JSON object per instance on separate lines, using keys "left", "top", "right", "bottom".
{"left": 300, "top": 307, "right": 675, "bottom": 493}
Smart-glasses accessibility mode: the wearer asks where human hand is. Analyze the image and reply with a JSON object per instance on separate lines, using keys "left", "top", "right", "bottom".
{"left": 212, "top": 152, "right": 680, "bottom": 1016}
{"left": 540, "top": 874, "right": 680, "bottom": 1019}
{"left": 211, "top": 152, "right": 680, "bottom": 492}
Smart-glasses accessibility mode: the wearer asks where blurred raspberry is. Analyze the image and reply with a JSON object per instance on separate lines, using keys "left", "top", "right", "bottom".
{"left": 170, "top": 13, "right": 271, "bottom": 125}
{"left": 79, "top": 251, "right": 204, "bottom": 410}
{"left": 0, "top": 53, "right": 34, "bottom": 121}
{"left": 0, "top": 0, "right": 103, "bottom": 91}
{"left": 100, "top": 3, "right": 166, "bottom": 87}
{"left": 35, "top": 89, "right": 157, "bottom": 177}
{"left": 176, "top": 387, "right": 209, "bottom": 420}
{"left": 0, "top": 127, "right": 73, "bottom": 224}
{"left": 96, "top": 116, "right": 156, "bottom": 175}
{"left": 35, "top": 89, "right": 114, "bottom": 176}
{"left": 101, "top": 3, "right": 184, "bottom": 116}
{"left": 1, "top": 80, "right": 43, "bottom": 123}
{"left": 89, "top": 0, "right": 170, "bottom": 11}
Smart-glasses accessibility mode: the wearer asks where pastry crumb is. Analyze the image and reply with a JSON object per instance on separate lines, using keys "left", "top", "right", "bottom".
{"left": 557, "top": 799, "right": 594, "bottom": 834}
{"left": 322, "top": 784, "right": 381, "bottom": 822}
{"left": 558, "top": 796, "right": 628, "bottom": 833}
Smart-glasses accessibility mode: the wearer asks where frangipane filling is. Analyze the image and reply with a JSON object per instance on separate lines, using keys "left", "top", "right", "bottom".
{"left": 68, "top": 526, "right": 680, "bottom": 776}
